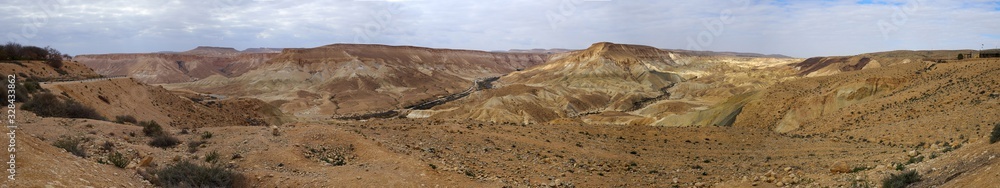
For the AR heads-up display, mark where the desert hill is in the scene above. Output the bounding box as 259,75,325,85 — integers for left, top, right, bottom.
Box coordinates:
0,60,101,81
167,43,549,118
74,46,280,84
793,50,973,77
425,42,801,125
41,78,288,128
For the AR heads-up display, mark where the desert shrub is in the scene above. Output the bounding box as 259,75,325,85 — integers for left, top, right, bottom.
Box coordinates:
21,81,40,93
138,120,165,136
153,161,242,188
114,115,137,124
65,100,105,120
107,151,130,168
1,82,31,106
201,132,213,139
205,151,220,164
882,170,920,188
53,136,86,157
149,134,180,148
187,140,205,153
100,141,114,151
22,92,105,120
957,53,965,60
991,123,1000,144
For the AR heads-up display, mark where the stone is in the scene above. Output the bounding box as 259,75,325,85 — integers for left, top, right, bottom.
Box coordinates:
784,167,792,172
138,156,154,167
830,161,851,174
776,182,784,187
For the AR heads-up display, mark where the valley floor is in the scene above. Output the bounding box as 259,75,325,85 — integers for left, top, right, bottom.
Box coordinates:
12,116,998,187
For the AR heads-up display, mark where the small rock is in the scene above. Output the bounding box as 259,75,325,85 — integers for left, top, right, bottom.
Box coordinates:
907,150,918,157
138,156,154,167
672,177,679,184
694,182,705,187
784,167,792,172
776,182,784,187
830,161,851,174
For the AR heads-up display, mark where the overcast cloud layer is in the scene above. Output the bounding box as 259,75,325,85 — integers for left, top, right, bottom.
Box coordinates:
1,0,998,57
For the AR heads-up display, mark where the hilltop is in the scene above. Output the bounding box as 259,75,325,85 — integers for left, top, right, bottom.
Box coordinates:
74,46,280,84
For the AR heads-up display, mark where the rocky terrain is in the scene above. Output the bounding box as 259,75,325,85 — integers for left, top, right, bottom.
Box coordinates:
167,44,549,118
425,42,801,126
74,46,280,84
5,43,1000,188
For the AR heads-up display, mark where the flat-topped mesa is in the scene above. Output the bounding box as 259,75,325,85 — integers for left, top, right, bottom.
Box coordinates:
181,46,241,56
269,43,548,70
75,47,280,84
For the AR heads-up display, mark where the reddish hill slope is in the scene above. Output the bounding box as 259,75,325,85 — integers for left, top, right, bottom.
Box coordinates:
74,46,279,84
169,44,549,118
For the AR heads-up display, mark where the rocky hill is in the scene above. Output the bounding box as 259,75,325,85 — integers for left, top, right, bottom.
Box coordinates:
793,50,973,77
42,78,288,128
168,43,549,118
74,46,280,84
0,60,101,81
426,42,801,125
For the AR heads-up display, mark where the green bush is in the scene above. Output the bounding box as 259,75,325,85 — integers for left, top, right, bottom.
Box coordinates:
149,134,179,148
107,151,130,168
138,120,165,137
114,115,138,124
53,136,86,158
882,170,920,188
153,161,242,188
991,123,1000,144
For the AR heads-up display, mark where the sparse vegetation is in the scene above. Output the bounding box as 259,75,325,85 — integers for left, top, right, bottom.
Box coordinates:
152,161,242,188
205,151,220,164
201,131,213,139
138,120,165,136
882,170,920,188
113,115,138,124
22,92,105,120
107,151,130,168
991,123,1000,144
149,134,180,148
53,136,86,158
187,140,205,153
851,166,871,173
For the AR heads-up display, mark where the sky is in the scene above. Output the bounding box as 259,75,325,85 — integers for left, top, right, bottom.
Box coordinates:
1,0,999,58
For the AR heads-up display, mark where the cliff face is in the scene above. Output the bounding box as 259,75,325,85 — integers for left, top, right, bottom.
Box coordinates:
74,46,280,84
169,43,549,117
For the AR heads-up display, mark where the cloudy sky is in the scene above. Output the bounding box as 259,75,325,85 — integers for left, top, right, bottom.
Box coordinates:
1,0,998,57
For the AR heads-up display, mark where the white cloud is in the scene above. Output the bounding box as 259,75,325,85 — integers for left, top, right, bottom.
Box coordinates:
0,0,997,57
